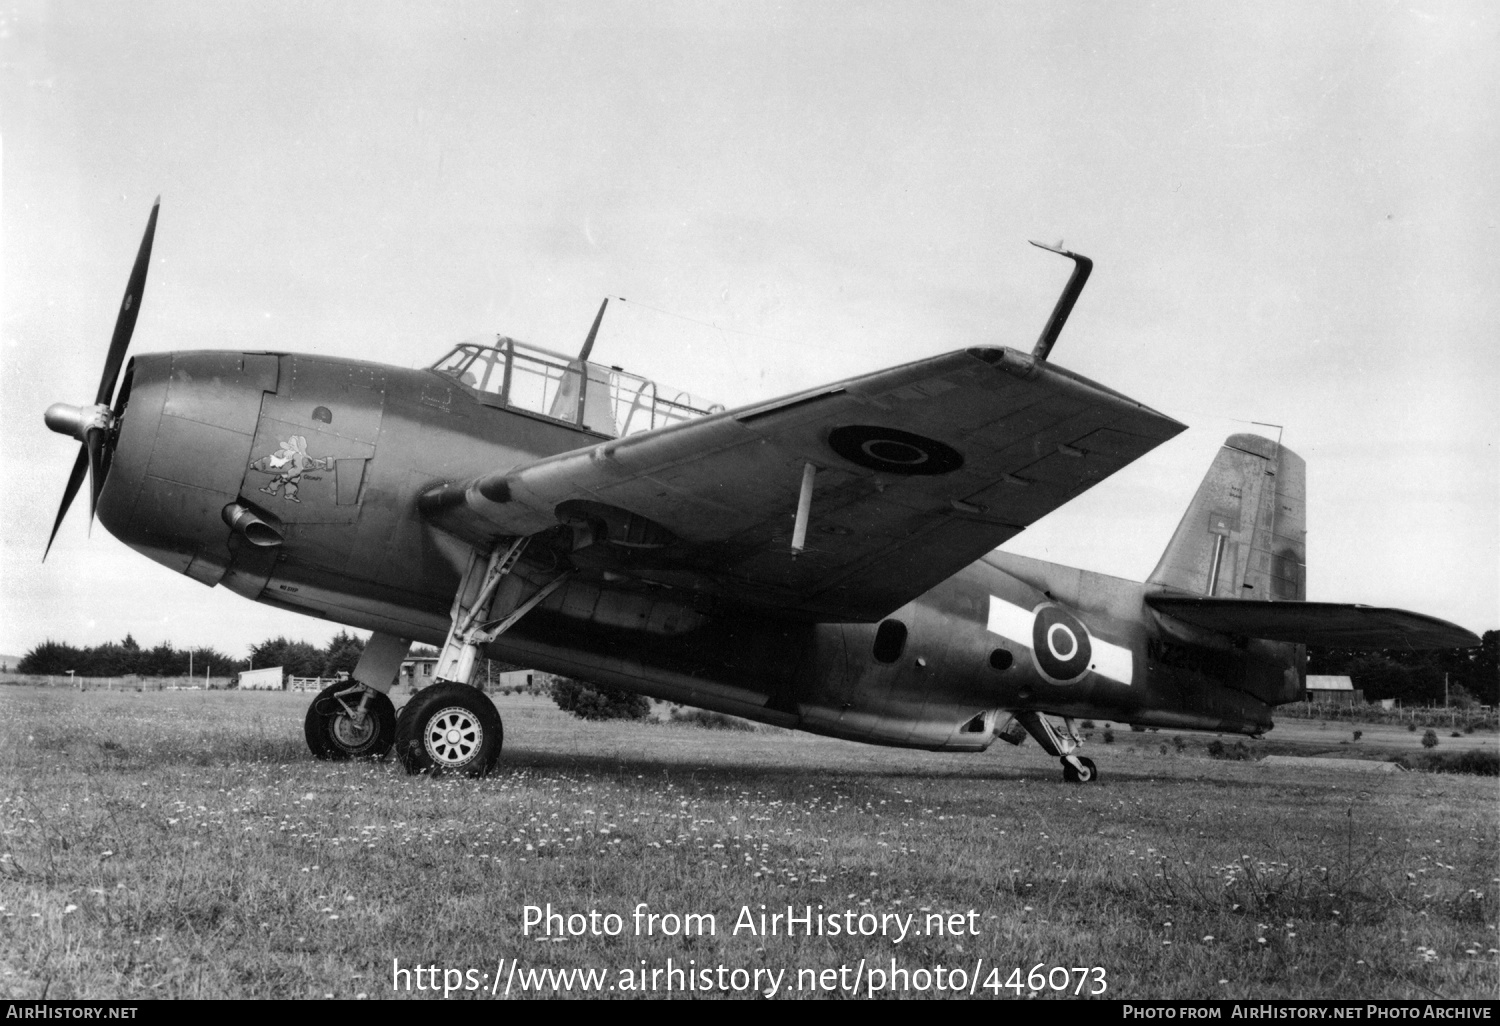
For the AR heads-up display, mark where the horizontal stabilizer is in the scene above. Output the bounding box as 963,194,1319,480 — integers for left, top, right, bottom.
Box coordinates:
1146,596,1480,650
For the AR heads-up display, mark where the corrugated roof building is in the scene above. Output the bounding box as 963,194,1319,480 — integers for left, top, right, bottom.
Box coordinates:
1306,674,1363,705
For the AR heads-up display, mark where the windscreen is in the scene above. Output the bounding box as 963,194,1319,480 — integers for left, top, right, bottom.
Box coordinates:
431,337,722,437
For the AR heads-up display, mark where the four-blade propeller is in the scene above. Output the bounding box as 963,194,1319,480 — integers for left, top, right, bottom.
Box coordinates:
43,198,160,560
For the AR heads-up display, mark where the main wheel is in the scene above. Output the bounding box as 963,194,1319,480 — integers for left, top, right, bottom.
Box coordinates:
394,682,503,777
304,683,396,760
1062,755,1098,783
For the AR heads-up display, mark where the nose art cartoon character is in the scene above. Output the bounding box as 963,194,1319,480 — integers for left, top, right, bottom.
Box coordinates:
249,436,329,503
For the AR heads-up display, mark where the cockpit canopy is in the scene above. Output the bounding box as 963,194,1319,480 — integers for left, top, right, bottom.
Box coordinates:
431,336,724,438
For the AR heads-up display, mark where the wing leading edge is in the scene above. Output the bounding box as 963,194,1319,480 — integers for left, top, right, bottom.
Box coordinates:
425,345,1185,621
1146,596,1480,650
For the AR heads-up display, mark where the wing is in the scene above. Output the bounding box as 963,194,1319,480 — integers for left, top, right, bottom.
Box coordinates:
1146,596,1481,649
424,346,1185,621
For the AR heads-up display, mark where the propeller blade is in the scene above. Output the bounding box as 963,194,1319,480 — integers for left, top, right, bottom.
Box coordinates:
85,427,107,527
44,444,90,561
96,197,160,408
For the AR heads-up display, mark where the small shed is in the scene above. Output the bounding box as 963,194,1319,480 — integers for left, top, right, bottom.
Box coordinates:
1306,674,1363,705
494,670,534,690
239,666,286,691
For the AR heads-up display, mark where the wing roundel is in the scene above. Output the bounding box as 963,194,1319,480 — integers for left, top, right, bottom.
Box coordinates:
826,425,965,476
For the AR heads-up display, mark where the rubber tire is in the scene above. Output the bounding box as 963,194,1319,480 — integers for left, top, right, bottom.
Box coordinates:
304,683,396,760
1062,756,1099,784
394,682,503,777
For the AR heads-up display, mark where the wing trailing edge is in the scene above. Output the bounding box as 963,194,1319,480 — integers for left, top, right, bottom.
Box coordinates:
1145,596,1480,650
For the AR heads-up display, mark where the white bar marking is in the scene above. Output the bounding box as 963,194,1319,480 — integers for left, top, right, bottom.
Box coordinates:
986,595,1034,646
987,594,1133,686
1089,636,1134,686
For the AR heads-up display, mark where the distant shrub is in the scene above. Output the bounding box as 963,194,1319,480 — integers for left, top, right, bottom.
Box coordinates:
1207,739,1254,761
1408,722,1417,732
1352,730,1362,741
1130,724,1147,733
1081,720,1096,729
1102,728,1115,744
1421,729,1439,749
549,679,650,721
1450,731,1462,738
1172,736,1186,753
1396,750,1498,776
669,707,756,731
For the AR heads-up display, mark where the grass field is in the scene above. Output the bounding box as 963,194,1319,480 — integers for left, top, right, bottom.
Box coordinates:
1,685,1496,1000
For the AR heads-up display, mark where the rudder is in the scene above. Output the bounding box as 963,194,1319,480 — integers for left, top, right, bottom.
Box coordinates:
1148,434,1306,601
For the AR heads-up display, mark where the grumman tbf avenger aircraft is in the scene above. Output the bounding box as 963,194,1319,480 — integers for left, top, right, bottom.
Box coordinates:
44,203,1480,782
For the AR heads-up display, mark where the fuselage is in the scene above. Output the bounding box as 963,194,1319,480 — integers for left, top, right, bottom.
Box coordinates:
97,349,1297,750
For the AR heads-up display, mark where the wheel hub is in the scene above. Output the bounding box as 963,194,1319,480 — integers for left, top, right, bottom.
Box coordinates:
331,710,376,748
425,708,483,766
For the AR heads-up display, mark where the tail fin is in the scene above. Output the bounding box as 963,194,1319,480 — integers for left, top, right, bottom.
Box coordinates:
1148,433,1306,601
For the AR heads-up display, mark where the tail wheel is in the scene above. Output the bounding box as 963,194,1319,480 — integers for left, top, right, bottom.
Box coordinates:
395,682,503,777
1062,756,1099,784
304,684,396,760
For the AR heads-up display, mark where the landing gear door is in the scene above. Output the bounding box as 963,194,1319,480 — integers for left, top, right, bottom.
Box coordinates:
239,359,386,525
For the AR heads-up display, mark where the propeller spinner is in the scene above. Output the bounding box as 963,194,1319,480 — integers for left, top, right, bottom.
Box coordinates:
43,198,160,559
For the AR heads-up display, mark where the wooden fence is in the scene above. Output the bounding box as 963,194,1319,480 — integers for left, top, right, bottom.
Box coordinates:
0,673,229,690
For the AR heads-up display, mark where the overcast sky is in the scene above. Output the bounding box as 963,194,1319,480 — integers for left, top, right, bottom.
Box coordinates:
2,1,1495,661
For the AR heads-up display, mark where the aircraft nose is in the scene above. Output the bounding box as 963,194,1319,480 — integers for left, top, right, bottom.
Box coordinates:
96,350,281,584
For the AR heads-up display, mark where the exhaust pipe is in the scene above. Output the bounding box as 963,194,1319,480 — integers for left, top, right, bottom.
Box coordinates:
222,502,284,547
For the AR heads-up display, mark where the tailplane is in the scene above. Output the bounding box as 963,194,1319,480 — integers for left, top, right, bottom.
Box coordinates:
1148,433,1306,600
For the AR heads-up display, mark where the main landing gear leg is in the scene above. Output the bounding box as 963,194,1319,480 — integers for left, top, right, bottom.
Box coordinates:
394,537,571,777
1013,711,1099,784
304,632,410,760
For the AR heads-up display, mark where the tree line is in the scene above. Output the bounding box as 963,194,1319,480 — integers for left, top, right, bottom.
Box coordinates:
17,631,367,680
1307,630,1497,707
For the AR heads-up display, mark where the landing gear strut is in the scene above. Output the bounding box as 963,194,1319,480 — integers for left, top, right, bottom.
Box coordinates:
393,534,568,777
1010,711,1101,784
